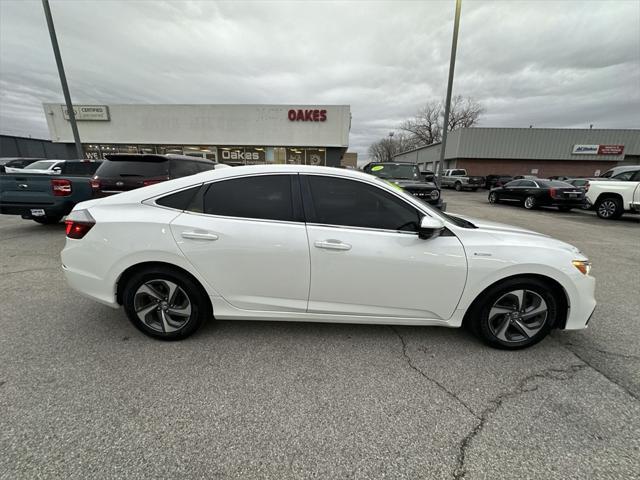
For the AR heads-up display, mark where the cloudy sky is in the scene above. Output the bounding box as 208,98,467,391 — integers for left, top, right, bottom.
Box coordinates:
0,0,638,159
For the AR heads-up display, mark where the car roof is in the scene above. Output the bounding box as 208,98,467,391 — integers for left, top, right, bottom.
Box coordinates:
104,153,213,163
606,165,640,174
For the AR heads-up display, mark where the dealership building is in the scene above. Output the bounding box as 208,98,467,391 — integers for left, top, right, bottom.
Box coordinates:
41,103,351,166
393,128,640,178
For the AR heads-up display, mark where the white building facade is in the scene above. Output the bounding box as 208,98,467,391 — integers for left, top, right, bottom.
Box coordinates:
43,104,351,166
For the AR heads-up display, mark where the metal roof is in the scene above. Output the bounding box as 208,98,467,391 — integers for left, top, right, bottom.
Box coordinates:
393,128,640,162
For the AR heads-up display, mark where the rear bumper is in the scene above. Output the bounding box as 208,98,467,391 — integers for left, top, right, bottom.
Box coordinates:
546,199,586,208
0,202,71,218
62,262,119,308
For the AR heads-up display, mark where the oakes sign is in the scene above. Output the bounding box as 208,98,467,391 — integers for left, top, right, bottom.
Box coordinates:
288,109,327,122
62,105,110,121
572,144,625,156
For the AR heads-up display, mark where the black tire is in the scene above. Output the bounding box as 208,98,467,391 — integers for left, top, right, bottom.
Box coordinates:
122,267,210,340
32,215,63,225
467,277,559,350
558,206,572,212
523,196,537,209
595,196,623,220
454,182,462,192
488,192,500,204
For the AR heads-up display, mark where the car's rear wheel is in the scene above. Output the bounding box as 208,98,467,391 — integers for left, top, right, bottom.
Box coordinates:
32,215,63,225
468,278,558,349
595,196,623,219
454,182,462,191
122,268,209,340
488,192,500,204
523,196,537,209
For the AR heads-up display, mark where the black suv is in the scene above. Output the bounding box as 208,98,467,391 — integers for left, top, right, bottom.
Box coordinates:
91,154,218,197
363,162,443,209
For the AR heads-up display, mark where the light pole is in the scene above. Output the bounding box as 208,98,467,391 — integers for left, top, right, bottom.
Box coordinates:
437,0,462,187
42,0,83,159
388,131,394,162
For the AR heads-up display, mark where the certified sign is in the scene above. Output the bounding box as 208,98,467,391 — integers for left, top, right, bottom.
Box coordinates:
572,144,599,155
62,105,110,121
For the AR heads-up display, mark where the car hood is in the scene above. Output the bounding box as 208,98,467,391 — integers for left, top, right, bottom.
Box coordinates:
448,214,582,255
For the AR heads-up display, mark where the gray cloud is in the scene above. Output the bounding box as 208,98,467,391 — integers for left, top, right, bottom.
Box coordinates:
0,0,638,158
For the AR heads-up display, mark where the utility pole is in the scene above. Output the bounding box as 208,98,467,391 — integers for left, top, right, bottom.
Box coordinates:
42,0,83,159
437,0,462,187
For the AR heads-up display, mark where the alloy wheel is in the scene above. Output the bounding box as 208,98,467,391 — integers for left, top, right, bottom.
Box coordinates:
597,200,617,218
489,192,498,203
488,289,548,343
524,196,536,209
133,279,192,333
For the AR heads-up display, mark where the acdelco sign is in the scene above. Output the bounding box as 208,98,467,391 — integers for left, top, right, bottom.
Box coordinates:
288,109,327,122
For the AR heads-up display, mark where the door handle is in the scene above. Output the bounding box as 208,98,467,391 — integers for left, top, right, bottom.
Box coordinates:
181,231,219,241
314,239,351,251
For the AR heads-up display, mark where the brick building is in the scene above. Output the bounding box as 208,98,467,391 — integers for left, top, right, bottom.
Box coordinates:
392,128,640,178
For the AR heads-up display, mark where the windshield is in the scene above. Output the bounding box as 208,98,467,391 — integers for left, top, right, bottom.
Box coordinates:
24,160,58,170
368,164,420,180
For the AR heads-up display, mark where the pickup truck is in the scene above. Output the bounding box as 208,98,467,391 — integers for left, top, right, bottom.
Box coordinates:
0,161,100,224
440,169,485,191
585,180,640,220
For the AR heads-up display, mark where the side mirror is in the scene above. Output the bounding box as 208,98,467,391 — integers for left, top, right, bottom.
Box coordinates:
418,216,445,240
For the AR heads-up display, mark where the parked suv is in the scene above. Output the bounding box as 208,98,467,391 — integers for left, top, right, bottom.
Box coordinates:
363,162,443,209
91,154,218,197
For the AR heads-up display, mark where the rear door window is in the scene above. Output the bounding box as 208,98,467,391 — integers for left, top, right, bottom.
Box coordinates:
201,175,297,222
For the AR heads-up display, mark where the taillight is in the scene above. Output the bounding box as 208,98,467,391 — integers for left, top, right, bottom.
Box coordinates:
52,179,72,196
90,177,100,190
64,209,95,239
143,177,169,187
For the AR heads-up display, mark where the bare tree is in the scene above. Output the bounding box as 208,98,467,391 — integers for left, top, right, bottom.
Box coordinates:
400,95,484,146
367,133,421,162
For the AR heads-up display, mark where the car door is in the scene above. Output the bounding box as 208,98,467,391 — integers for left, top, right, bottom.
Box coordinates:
169,173,311,312
301,174,467,320
500,180,521,200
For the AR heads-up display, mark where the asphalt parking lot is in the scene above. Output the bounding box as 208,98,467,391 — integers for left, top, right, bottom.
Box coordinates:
1,190,638,480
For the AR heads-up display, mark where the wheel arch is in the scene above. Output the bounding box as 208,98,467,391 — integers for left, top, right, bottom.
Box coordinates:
116,261,213,317
595,192,624,205
462,273,569,330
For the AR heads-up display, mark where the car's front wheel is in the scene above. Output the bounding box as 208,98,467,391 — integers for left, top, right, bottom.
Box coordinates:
122,268,210,340
468,278,559,349
488,192,500,204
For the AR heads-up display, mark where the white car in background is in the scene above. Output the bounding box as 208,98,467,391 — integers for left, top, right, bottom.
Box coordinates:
4,159,65,174
61,165,596,349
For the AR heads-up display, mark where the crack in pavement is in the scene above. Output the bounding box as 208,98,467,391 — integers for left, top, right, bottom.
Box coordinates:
563,347,639,401
559,341,640,361
391,326,479,420
452,364,586,480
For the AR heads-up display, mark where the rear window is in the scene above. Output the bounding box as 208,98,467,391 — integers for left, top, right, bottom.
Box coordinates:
24,160,58,170
537,180,573,188
95,159,169,178
63,161,102,175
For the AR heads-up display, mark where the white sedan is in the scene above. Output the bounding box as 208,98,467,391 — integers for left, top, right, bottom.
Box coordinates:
61,165,596,349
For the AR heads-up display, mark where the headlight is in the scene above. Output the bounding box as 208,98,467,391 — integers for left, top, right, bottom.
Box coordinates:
430,189,440,200
572,260,592,275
